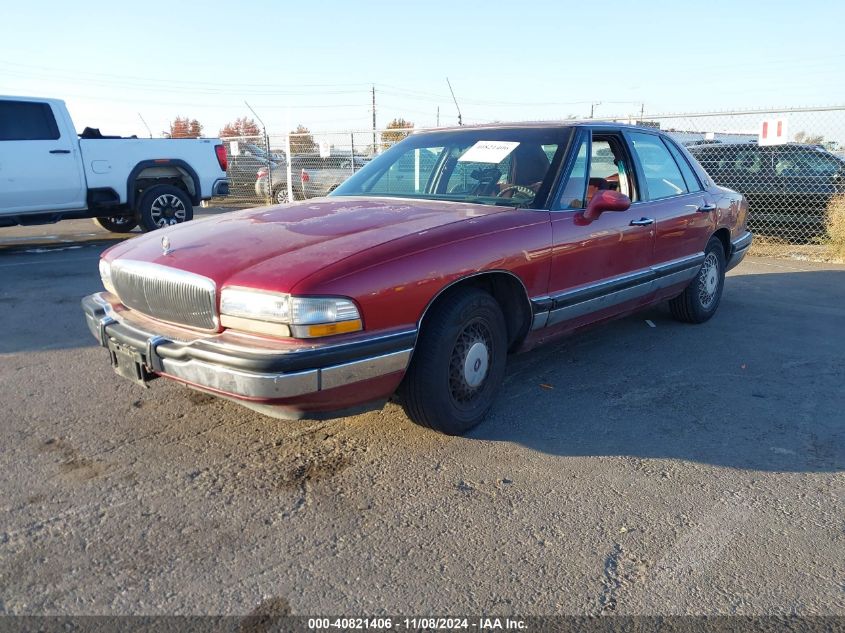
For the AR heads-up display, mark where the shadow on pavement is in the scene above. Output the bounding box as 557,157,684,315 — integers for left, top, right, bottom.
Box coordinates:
472,269,845,473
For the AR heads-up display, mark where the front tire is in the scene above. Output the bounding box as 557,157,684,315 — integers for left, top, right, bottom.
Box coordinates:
92,216,137,233
137,185,193,232
400,288,507,435
669,236,727,323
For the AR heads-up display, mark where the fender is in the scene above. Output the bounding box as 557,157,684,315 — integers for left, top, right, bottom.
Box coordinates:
126,159,202,208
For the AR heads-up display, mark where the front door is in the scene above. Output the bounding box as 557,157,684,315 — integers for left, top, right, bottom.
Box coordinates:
0,100,86,214
542,130,655,333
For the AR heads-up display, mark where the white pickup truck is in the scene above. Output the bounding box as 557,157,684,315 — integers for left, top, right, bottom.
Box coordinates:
0,95,229,232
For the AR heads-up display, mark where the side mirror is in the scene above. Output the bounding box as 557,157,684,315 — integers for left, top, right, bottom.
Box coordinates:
580,190,631,222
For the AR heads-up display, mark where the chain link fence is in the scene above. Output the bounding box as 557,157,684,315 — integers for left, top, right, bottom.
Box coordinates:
214,129,409,207
213,107,845,262
610,106,845,261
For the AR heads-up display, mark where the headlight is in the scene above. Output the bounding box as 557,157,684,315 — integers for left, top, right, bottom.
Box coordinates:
220,288,362,338
99,259,116,295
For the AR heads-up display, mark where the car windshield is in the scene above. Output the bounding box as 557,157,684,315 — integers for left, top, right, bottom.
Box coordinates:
331,127,572,208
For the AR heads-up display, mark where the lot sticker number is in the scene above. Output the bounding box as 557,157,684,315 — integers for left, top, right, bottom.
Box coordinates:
458,141,520,164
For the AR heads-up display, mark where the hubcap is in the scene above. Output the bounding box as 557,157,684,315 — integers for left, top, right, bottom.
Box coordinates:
150,194,187,228
698,252,720,309
276,188,290,204
463,342,489,388
449,321,492,404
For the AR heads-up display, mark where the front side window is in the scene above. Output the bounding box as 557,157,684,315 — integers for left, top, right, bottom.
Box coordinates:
333,127,571,208
0,100,61,141
629,131,688,200
589,136,636,202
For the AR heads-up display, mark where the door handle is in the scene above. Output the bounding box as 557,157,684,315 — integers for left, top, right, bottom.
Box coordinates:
49,149,71,154
630,217,654,226
697,203,717,213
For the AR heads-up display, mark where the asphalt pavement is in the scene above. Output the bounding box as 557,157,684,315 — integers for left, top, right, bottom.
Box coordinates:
0,228,843,616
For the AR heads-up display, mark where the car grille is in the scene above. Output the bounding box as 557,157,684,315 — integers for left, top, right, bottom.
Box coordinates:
111,260,218,330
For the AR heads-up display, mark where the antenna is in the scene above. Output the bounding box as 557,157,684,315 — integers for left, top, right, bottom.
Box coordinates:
446,77,462,126
137,112,153,138
244,100,267,132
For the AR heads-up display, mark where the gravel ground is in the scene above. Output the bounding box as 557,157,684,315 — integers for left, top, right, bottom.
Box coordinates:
0,242,843,616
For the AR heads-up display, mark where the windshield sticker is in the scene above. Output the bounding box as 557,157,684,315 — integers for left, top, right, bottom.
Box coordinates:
458,141,520,164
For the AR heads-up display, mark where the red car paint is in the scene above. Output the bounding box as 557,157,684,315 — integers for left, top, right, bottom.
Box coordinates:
94,123,749,418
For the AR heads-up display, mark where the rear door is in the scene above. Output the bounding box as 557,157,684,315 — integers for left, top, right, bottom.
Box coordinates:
625,131,714,267
0,99,86,214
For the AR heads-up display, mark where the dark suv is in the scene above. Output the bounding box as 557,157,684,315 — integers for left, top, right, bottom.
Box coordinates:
688,142,844,239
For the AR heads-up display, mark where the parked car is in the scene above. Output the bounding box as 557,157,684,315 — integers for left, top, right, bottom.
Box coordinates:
254,154,369,203
0,95,228,232
82,122,751,435
223,142,276,199
300,155,369,199
254,155,309,204
688,142,845,239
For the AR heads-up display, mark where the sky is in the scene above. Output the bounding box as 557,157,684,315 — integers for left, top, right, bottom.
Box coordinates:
1,0,844,139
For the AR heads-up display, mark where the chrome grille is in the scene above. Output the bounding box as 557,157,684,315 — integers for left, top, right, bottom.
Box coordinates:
111,260,217,330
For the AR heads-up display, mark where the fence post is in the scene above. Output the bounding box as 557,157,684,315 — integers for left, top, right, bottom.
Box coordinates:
285,132,293,203
265,131,273,205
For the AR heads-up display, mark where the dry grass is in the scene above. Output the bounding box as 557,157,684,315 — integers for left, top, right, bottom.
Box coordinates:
825,194,845,262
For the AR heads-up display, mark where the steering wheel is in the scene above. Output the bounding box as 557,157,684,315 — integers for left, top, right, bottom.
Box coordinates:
497,184,535,200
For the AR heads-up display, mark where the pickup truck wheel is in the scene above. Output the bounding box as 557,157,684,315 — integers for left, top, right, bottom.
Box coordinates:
92,216,137,233
669,236,726,323
137,185,193,232
401,288,507,435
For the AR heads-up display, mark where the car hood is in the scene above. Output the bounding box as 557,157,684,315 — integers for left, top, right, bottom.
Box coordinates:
104,197,508,291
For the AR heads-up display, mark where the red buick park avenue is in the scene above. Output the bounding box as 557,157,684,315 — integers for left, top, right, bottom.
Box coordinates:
82,122,752,434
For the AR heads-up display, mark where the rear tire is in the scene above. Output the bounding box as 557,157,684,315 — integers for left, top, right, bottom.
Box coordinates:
669,236,726,323
400,288,507,435
137,185,193,232
92,216,137,233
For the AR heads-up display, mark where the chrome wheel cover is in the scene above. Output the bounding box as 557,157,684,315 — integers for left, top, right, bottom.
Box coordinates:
276,188,290,204
698,252,720,309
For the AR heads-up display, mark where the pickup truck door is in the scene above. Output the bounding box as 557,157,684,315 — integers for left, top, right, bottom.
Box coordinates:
0,99,86,214
542,130,655,333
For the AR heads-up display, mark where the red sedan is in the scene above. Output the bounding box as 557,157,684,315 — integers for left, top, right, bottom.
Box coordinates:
82,122,752,435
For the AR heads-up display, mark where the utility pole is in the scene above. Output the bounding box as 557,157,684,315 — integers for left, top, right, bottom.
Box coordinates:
371,85,377,155
590,102,601,119
640,102,645,122
436,106,440,127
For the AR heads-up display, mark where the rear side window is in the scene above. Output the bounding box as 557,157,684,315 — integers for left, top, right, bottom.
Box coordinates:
0,101,61,141
664,139,703,191
628,131,688,199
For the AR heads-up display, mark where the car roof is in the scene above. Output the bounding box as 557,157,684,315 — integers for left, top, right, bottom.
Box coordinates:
413,120,652,134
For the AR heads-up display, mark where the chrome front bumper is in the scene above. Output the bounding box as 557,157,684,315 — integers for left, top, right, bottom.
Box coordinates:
727,230,753,271
81,293,415,400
